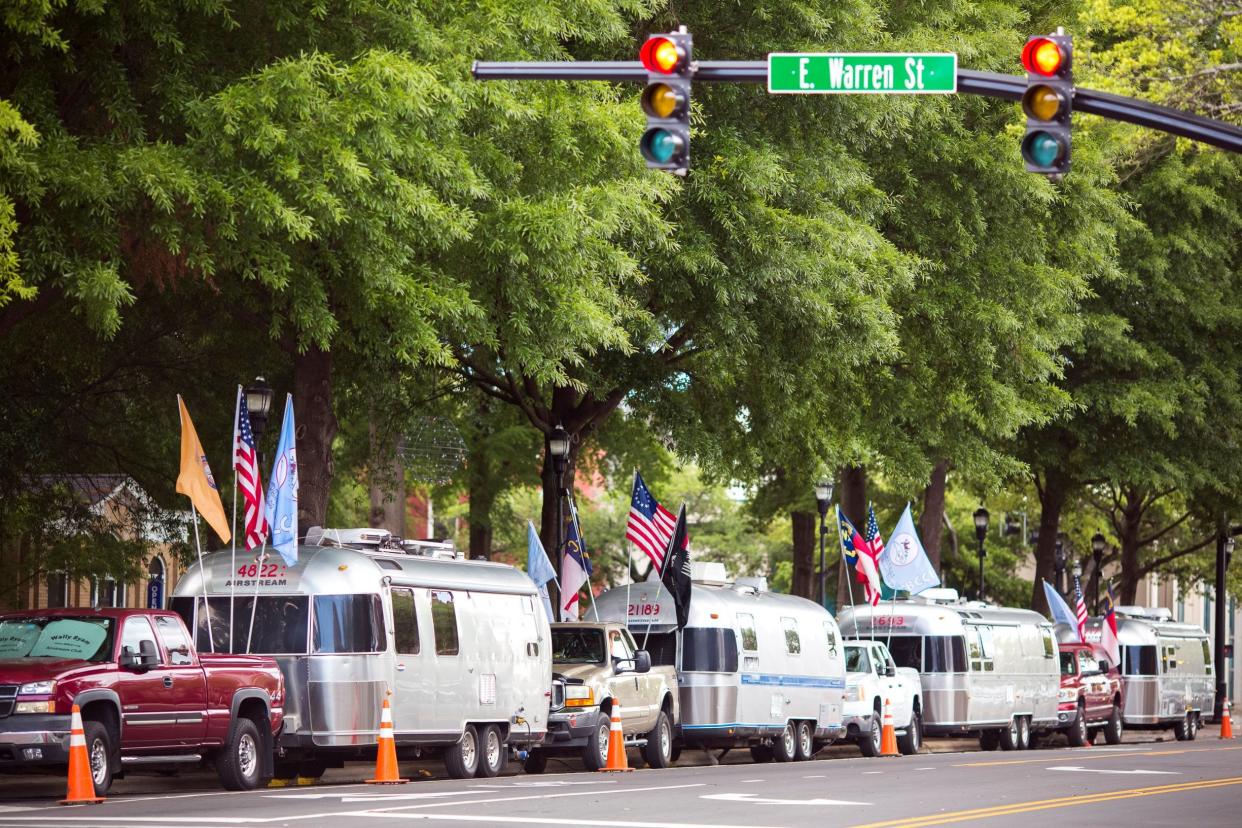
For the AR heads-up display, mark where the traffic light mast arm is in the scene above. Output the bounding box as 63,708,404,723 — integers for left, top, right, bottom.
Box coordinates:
472,61,1242,154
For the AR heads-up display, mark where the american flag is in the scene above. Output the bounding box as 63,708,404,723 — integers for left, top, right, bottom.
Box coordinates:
233,389,269,550
1073,573,1088,642
864,505,886,560
626,472,679,571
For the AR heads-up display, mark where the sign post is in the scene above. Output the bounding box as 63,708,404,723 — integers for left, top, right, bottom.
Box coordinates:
768,53,957,94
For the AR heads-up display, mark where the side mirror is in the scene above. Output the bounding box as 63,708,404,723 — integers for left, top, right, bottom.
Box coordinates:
885,664,896,677
634,650,652,674
138,639,160,670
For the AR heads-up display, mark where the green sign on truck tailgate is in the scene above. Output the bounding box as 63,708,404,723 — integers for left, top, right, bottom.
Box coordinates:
768,52,957,94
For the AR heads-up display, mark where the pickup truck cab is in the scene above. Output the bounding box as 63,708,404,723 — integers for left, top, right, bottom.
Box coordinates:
843,639,923,756
0,608,284,795
1055,642,1123,746
525,622,678,773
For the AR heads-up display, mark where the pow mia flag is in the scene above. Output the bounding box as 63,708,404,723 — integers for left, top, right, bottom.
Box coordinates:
660,504,692,629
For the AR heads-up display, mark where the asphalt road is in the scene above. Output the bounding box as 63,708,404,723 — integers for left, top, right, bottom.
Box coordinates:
0,727,1238,828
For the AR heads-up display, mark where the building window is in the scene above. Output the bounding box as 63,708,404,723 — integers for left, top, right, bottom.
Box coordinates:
46,573,68,608
92,577,123,608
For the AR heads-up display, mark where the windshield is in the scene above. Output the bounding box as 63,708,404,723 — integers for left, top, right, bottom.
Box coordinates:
845,645,871,674
1060,651,1077,676
552,629,605,664
0,617,114,662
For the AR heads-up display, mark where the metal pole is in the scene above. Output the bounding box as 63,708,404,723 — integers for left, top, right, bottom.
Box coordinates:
1215,527,1228,720
818,514,827,608
555,469,565,620
977,539,985,603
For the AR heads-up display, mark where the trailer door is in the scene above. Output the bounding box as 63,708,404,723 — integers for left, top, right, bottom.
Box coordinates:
390,587,435,734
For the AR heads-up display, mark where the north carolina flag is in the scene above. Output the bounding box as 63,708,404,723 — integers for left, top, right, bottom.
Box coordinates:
176,395,232,544
838,505,882,606
1100,582,1122,668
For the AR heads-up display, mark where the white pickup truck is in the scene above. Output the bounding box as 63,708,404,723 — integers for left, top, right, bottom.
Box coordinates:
843,639,923,756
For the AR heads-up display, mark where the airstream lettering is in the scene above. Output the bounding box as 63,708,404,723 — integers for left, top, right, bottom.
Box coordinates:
594,565,846,763
172,529,550,779
839,595,1059,751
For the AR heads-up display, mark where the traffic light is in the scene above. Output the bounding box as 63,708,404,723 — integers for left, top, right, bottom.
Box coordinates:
639,30,692,174
1020,32,1072,176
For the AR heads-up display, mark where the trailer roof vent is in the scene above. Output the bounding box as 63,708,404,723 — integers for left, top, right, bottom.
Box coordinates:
733,576,767,594
1117,605,1173,622
918,587,960,604
690,561,728,586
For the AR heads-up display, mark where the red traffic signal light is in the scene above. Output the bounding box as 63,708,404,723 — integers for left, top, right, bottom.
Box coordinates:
1021,37,1067,77
640,35,689,75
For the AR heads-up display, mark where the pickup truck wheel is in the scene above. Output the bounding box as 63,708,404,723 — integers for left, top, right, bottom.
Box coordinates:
83,720,114,796
583,718,610,772
643,712,673,769
475,725,506,778
523,750,548,774
794,721,814,761
999,718,1020,751
1066,703,1088,747
859,718,881,758
446,725,481,779
1103,705,1123,745
773,722,797,762
216,717,263,791
897,709,922,755
749,744,774,763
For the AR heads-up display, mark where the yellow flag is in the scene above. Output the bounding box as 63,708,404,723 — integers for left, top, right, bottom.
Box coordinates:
176,395,232,544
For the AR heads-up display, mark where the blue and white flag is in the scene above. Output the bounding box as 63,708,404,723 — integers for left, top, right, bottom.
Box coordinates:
1043,579,1081,640
263,395,298,567
878,504,941,594
526,521,557,622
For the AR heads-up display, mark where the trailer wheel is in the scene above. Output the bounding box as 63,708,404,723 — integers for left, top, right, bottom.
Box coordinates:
1187,713,1199,741
522,750,548,774
1016,716,1031,750
999,717,1020,751
1173,712,1197,741
794,721,814,761
749,744,774,763
979,729,1000,751
1103,705,1123,745
773,722,797,762
475,725,506,778
445,725,481,779
898,709,922,755
1066,703,1088,747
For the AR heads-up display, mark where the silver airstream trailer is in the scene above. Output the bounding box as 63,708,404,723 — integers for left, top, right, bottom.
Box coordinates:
839,592,1059,751
172,529,551,779
1079,607,1214,739
594,564,846,763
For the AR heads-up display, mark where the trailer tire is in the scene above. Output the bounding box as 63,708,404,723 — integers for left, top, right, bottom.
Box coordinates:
445,725,481,779
1173,712,1198,741
749,744,774,763
583,718,611,772
794,721,814,761
773,722,797,762
859,717,882,758
476,725,506,778
1017,716,1031,750
999,718,1020,751
522,750,548,774
1103,705,1123,745
216,717,263,791
980,729,1000,751
643,712,673,769
898,709,922,755
1067,703,1088,747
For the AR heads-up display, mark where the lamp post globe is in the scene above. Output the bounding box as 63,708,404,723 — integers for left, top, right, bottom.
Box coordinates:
973,508,989,602
814,479,833,608
243,376,275,443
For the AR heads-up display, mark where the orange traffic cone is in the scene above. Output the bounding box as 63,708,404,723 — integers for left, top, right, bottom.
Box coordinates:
61,704,104,805
1221,699,1234,740
879,698,899,757
366,696,408,784
599,704,632,772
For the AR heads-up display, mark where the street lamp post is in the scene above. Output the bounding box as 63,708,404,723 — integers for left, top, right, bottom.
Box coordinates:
973,508,989,602
1214,529,1236,720
1091,533,1106,613
1053,536,1068,596
815,480,834,609
548,425,571,617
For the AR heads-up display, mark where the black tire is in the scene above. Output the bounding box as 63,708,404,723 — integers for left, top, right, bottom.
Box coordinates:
297,761,327,779
979,729,1000,751
794,721,815,761
1067,704,1088,747
1174,712,1192,741
670,743,682,764
1103,705,1123,745
476,725,506,778
773,722,797,762
643,711,673,769
1017,716,1031,750
898,709,922,755
749,744,774,763
1028,731,1042,750
1188,713,1199,741
82,719,115,797
859,717,882,758
216,717,264,791
583,717,611,772
999,718,1020,751
445,725,481,779
523,750,548,774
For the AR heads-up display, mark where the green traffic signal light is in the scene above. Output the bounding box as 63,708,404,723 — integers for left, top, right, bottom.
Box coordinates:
641,128,684,165
1022,131,1065,167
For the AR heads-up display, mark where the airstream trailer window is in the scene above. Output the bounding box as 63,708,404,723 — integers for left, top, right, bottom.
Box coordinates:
643,632,678,667
1202,640,1212,674
887,636,922,670
966,626,984,672
311,594,384,654
1122,645,1158,675
431,591,459,656
782,617,801,655
1041,628,1056,658
737,614,758,652
923,636,966,672
682,628,739,673
376,559,402,571
823,622,838,657
391,588,420,654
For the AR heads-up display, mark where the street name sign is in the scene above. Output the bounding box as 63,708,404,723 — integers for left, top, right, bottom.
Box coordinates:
768,52,957,94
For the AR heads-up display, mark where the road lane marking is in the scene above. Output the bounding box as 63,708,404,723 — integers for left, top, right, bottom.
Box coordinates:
354,814,790,828
702,792,870,806
350,783,709,814
847,775,1242,828
801,774,826,779
953,743,1242,767
266,791,490,803
915,768,935,771
1047,765,1178,775
741,779,764,783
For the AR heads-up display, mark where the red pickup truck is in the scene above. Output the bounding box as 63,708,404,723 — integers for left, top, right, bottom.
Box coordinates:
0,608,283,795
1055,641,1123,746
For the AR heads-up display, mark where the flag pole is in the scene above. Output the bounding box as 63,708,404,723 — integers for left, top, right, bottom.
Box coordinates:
838,506,861,642
245,543,267,654
229,385,241,653
569,496,600,622
190,503,214,653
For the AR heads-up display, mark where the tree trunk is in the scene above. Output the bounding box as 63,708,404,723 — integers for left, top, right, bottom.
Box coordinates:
293,345,336,532
790,510,815,601
1117,488,1144,605
836,465,867,609
1030,469,1069,615
367,418,405,536
918,459,950,572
